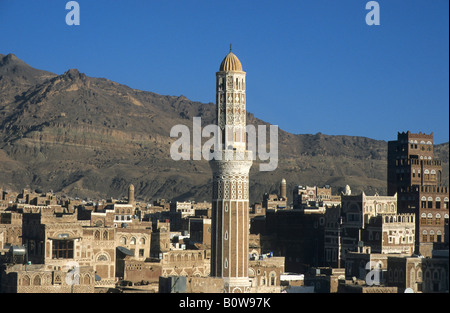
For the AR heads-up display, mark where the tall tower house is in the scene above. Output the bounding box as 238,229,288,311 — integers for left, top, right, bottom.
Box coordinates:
209,50,253,293
387,131,449,255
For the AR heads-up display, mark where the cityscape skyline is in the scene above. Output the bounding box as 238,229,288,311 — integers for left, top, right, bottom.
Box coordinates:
0,0,448,143
0,0,448,298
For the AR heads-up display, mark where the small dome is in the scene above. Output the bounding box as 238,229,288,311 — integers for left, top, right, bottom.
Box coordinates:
219,52,243,72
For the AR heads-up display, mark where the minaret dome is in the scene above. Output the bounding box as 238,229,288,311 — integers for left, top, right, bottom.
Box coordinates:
219,52,243,72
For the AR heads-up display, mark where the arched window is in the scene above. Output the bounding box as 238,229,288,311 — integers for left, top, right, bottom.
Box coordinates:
97,253,109,262
436,197,441,209
270,271,276,286
54,274,62,285
139,237,146,245
421,197,427,209
433,270,439,280
120,237,127,245
429,230,435,242
22,275,31,286
436,213,441,225
130,237,136,245
33,275,41,286
427,213,433,225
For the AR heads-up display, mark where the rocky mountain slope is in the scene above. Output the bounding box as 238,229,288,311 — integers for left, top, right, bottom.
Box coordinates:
0,53,448,204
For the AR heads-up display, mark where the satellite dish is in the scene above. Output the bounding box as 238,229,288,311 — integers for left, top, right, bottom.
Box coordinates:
404,288,414,293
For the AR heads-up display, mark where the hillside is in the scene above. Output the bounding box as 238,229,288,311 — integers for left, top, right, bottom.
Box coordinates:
0,53,447,204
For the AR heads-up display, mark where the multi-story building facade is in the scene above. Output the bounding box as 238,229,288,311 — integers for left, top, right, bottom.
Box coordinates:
293,185,341,211
19,205,117,289
325,192,415,268
387,251,449,293
388,131,449,256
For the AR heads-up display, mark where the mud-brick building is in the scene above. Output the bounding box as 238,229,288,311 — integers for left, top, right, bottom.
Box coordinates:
388,131,449,256
0,263,95,293
20,205,117,289
387,250,449,293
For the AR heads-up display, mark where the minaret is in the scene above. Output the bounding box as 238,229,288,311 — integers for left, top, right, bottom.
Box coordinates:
280,178,287,199
128,184,135,205
209,49,253,293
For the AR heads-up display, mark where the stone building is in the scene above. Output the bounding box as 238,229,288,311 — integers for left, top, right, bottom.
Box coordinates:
386,250,449,293
324,204,341,268
323,192,416,269
337,193,410,263
387,131,449,256
359,213,416,256
160,249,210,278
0,211,22,248
189,217,211,247
248,256,285,293
263,193,287,211
116,227,151,261
303,267,346,293
263,209,326,273
173,201,195,218
150,220,170,260
116,256,162,286
293,185,341,211
17,205,117,289
344,251,410,285
262,178,288,210
0,263,95,293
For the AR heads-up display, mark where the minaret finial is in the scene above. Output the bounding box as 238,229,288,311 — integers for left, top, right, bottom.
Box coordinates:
230,43,232,52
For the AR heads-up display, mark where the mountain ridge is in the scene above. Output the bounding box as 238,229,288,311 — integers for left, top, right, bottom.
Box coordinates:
0,53,448,204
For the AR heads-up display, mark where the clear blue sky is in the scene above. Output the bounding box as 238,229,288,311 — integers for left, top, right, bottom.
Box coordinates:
1,0,448,143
